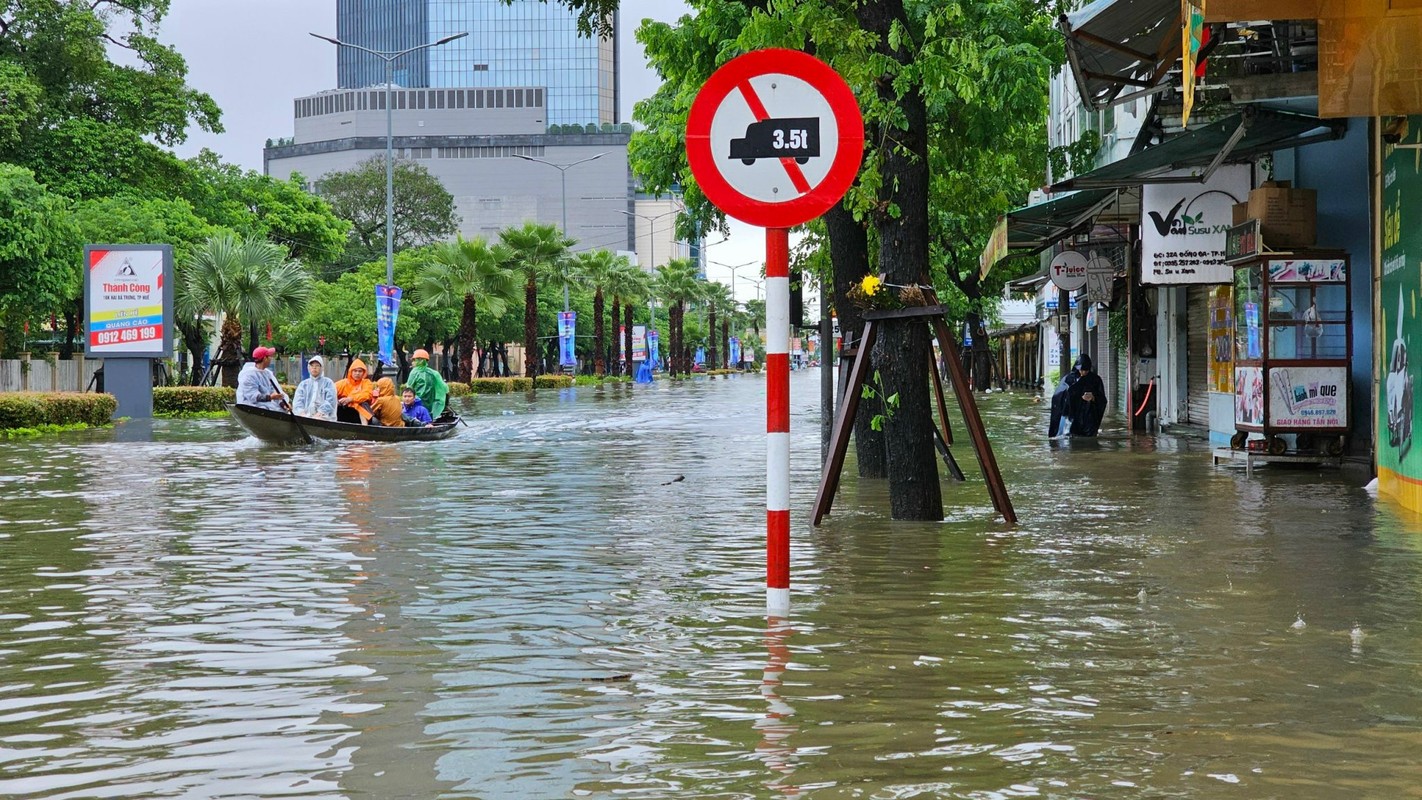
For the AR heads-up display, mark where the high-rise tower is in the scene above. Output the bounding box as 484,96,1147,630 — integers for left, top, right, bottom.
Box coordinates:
335,0,618,127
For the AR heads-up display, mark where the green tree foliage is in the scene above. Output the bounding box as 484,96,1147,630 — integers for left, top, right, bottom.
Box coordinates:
498,221,573,377
415,236,520,381
604,259,650,376
0,164,78,355
0,0,221,196
177,233,315,386
182,153,351,268
317,156,459,270
286,248,459,358
573,249,628,375
653,258,700,376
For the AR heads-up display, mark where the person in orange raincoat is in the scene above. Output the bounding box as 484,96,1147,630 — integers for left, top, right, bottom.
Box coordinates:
368,377,406,427
335,358,375,424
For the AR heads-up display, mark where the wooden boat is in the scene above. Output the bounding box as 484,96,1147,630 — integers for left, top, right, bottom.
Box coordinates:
226,403,461,444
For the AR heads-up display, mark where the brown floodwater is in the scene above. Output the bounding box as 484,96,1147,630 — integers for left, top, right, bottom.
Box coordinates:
0,371,1415,798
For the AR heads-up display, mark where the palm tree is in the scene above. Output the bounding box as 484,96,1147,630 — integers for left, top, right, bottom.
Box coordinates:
415,236,519,382
177,232,314,387
653,258,700,377
573,249,627,376
702,280,735,372
499,222,574,377
607,263,649,377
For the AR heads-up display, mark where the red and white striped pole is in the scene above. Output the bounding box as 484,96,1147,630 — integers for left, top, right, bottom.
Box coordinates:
765,227,791,614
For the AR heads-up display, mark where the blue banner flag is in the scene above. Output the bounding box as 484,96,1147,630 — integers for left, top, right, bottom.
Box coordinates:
647,329,660,369
729,336,741,366
558,311,577,367
695,346,705,366
375,284,403,366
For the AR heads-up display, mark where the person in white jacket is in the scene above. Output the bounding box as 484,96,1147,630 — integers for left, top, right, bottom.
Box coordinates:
292,355,337,420
237,346,289,411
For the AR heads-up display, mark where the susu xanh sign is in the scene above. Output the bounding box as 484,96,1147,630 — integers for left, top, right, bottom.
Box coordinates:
83,245,173,358
1141,165,1250,285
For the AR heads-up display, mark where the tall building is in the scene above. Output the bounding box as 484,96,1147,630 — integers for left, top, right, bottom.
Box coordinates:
336,0,618,128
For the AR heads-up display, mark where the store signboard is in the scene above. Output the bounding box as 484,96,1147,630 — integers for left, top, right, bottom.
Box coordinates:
632,325,648,361
1380,117,1422,505
1267,258,1347,283
83,245,173,358
1268,366,1347,428
1209,286,1234,393
1141,165,1250,284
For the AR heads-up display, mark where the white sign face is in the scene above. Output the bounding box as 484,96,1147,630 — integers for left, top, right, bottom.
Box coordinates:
707,74,840,204
1084,252,1115,303
1049,251,1088,291
1268,366,1348,428
1142,165,1250,284
84,245,173,358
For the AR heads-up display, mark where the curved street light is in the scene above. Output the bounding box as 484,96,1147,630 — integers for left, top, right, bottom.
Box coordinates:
513,152,608,311
310,31,468,287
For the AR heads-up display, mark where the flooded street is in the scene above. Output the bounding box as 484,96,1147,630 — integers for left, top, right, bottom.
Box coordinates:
2,371,1418,798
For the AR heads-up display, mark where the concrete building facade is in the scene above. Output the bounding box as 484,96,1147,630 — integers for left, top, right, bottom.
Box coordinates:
265,87,634,252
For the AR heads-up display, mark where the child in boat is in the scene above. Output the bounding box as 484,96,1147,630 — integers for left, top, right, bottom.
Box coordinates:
401,387,434,426
368,377,406,427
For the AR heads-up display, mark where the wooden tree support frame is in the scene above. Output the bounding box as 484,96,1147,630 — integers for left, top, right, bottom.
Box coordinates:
812,303,1018,525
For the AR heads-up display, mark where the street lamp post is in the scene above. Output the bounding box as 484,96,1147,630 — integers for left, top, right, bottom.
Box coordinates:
513,152,607,311
311,31,467,288
710,259,759,303
740,276,765,301
617,207,680,272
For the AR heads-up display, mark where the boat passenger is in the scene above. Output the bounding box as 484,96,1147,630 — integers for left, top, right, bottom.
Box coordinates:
292,355,337,419
335,358,375,424
401,387,434,426
368,377,406,427
406,348,449,419
237,346,289,412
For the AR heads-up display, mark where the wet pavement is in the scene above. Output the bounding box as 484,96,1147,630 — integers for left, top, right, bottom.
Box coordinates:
0,371,1415,798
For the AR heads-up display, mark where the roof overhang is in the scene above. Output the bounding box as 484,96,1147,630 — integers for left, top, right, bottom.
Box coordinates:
1006,189,1118,252
1052,107,1345,191
1060,0,1182,111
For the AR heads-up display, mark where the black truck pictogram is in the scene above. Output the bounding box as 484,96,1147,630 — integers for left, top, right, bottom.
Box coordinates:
729,117,821,165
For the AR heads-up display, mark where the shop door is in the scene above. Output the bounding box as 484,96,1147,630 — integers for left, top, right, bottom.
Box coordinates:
1186,286,1211,425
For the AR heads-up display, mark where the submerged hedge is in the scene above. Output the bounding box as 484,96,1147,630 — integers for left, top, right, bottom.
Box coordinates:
153,386,236,414
0,392,117,429
534,375,575,389
467,377,535,394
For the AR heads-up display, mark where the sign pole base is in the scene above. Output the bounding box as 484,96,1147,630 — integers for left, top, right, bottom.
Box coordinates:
106,359,154,419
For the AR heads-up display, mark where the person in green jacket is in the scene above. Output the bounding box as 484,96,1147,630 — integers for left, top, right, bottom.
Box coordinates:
406,348,449,419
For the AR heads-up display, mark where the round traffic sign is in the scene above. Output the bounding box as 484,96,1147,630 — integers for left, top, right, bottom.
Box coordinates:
1049,251,1089,291
686,49,864,229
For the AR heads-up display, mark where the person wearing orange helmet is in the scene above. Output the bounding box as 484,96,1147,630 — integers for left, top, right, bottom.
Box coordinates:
405,347,448,419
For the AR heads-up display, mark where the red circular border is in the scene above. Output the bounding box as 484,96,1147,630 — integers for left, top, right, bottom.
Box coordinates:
686,49,864,229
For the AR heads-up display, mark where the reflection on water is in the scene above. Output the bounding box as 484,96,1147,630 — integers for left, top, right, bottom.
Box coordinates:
0,375,1418,797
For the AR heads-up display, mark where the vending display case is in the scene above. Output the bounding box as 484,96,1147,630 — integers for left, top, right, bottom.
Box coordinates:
1230,251,1350,455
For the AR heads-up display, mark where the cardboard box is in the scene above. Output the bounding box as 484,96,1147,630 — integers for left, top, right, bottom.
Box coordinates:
1246,180,1316,249
1232,202,1249,226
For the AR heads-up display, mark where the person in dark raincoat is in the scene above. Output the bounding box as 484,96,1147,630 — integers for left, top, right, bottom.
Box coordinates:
1047,367,1080,437
1066,355,1107,436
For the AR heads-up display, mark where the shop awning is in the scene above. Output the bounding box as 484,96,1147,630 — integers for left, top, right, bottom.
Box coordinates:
1005,188,1117,251
1060,0,1181,111
1052,108,1345,191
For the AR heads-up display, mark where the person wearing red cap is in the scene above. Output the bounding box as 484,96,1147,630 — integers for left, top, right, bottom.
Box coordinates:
405,348,448,419
237,346,290,412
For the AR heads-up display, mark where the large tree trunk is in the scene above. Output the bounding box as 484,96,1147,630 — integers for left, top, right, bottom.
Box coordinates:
593,288,606,376
858,0,942,520
625,304,635,377
458,293,477,382
178,319,207,385
218,317,243,388
610,298,622,376
965,305,992,391
825,203,887,478
721,319,729,369
61,298,80,361
247,321,259,358
523,275,538,378
707,306,718,371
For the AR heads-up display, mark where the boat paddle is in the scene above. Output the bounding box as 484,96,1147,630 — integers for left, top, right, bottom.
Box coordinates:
265,371,312,445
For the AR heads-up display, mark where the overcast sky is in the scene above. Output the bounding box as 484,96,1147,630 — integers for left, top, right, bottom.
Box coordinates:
158,0,774,292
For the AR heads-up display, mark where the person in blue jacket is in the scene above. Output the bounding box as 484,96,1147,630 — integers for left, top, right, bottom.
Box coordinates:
401,387,434,426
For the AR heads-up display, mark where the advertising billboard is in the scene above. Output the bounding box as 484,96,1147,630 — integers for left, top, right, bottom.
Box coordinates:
83,245,173,358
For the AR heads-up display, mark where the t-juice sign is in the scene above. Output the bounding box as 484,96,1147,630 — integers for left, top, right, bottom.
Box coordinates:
83,245,173,358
